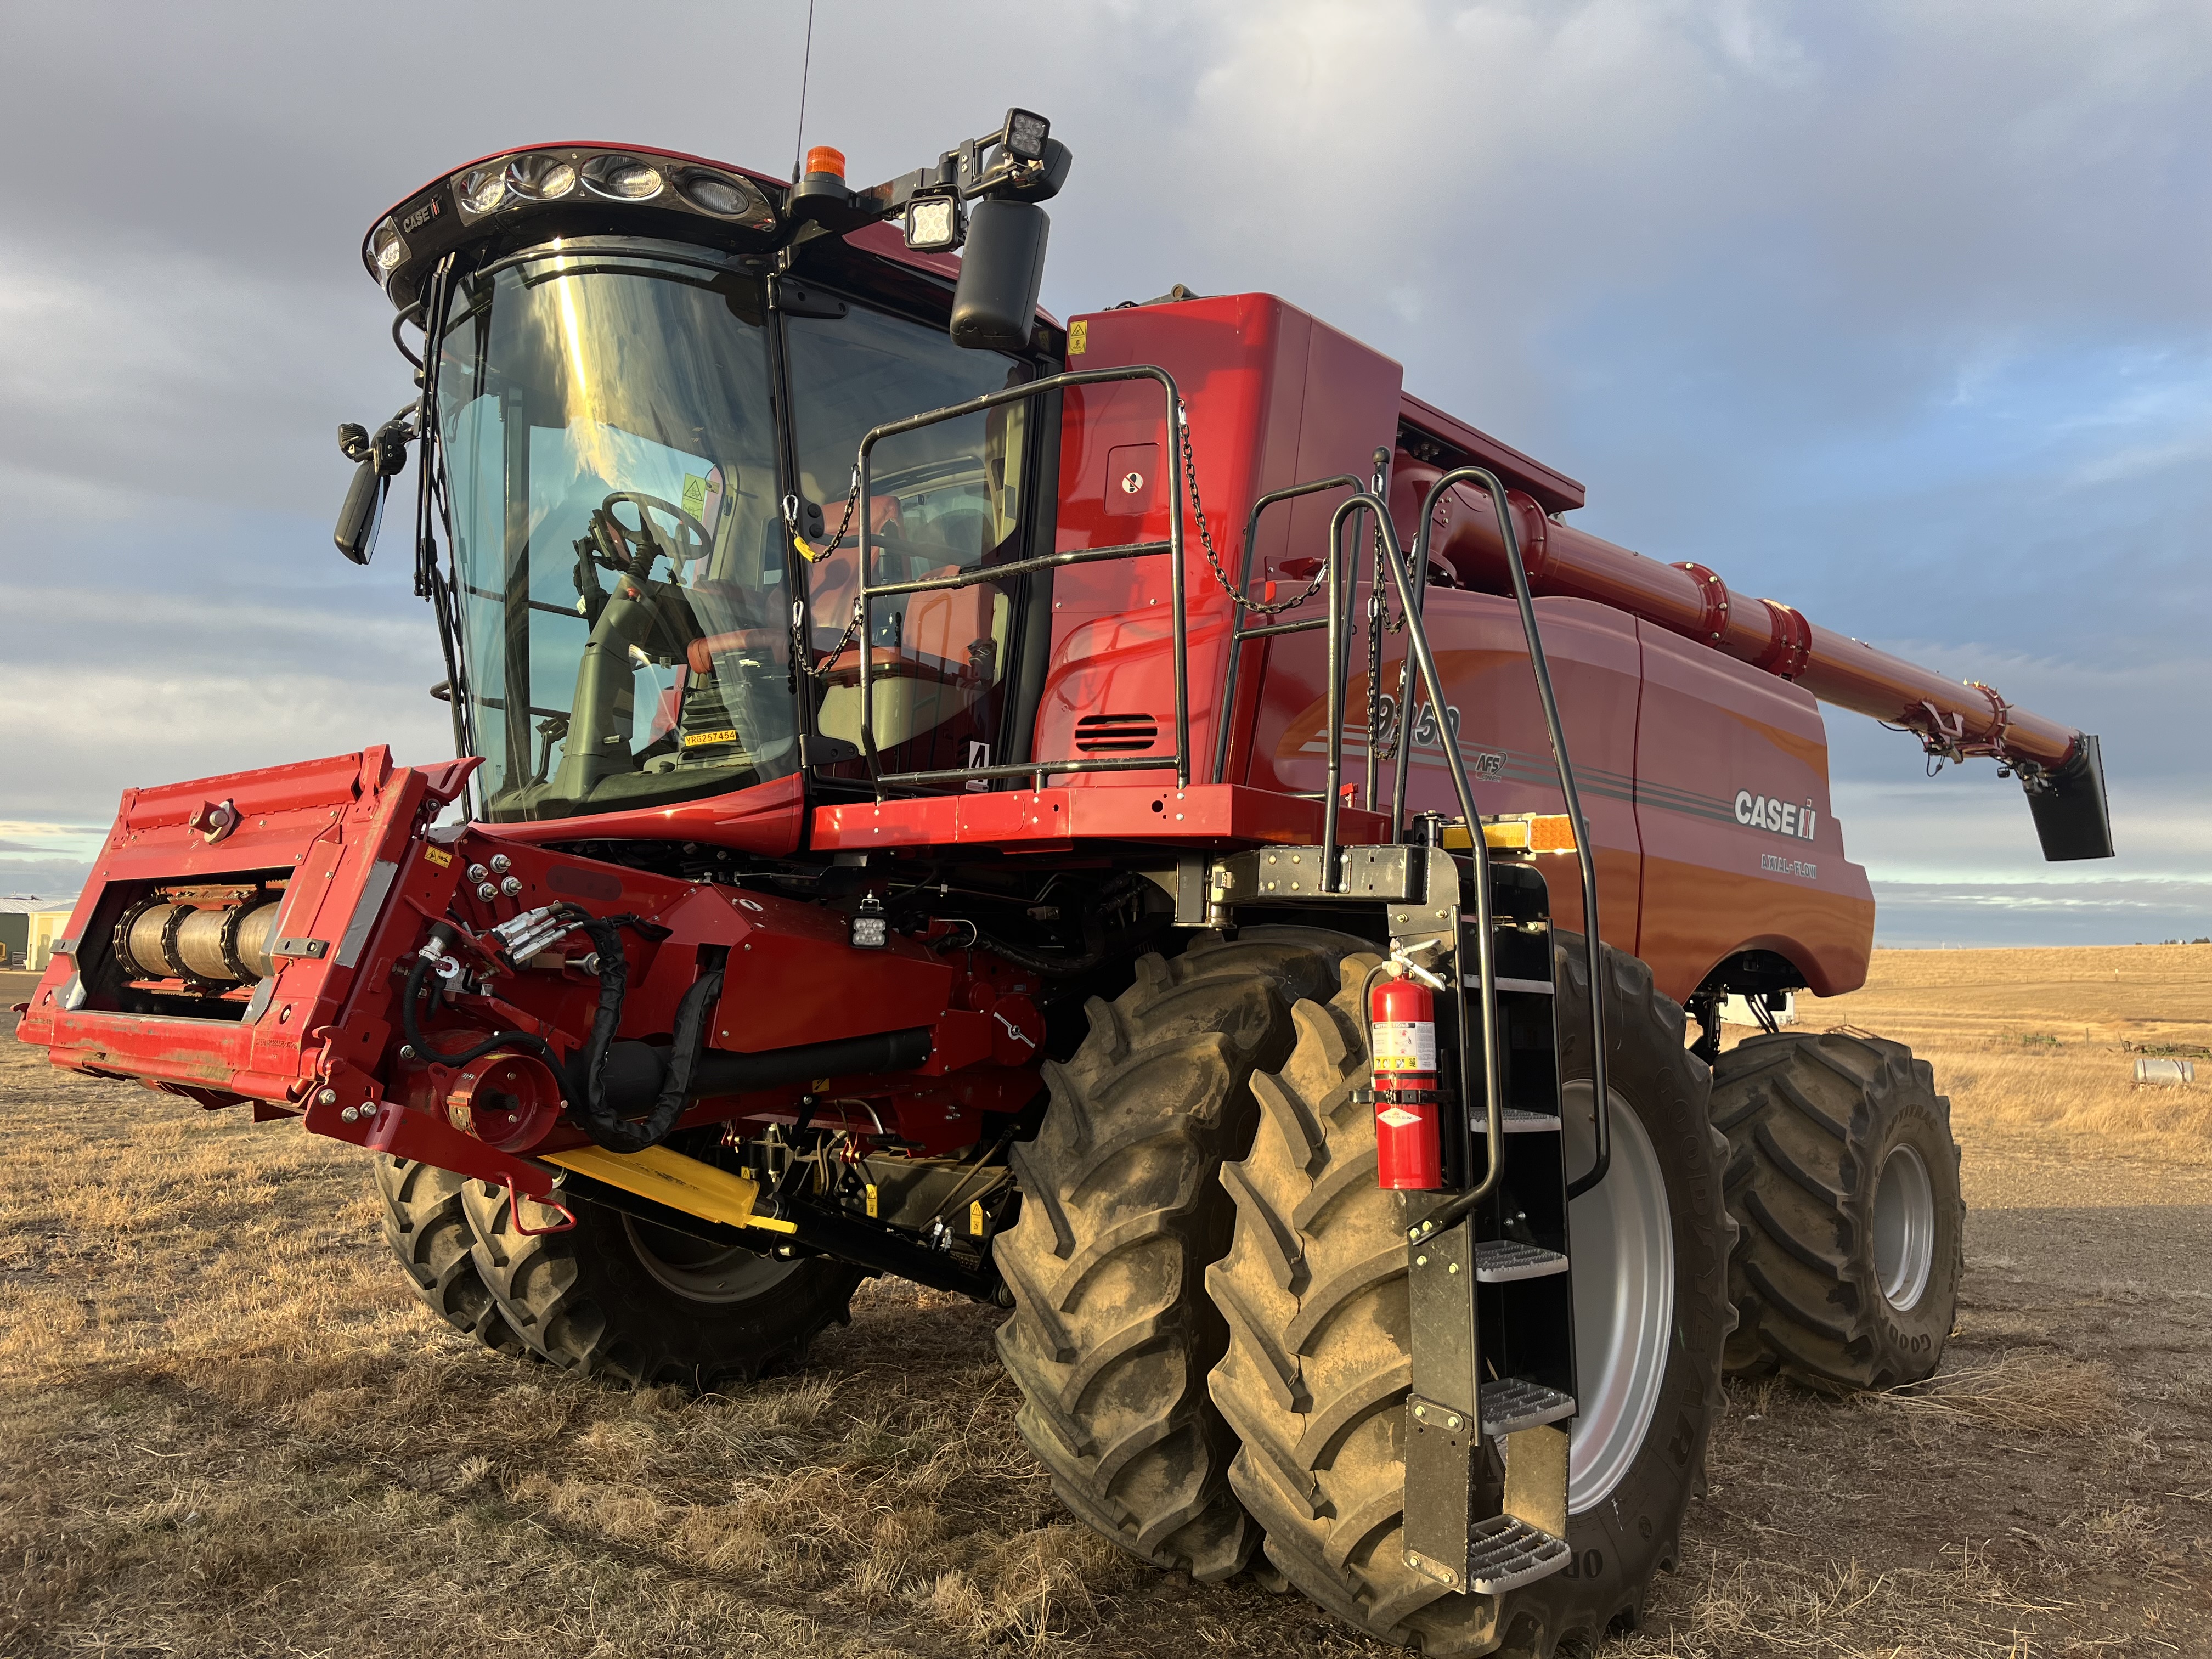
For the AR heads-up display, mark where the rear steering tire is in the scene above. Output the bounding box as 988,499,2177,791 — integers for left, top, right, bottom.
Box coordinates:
1206,937,1734,1656
459,1177,862,1390
1711,1031,1963,1391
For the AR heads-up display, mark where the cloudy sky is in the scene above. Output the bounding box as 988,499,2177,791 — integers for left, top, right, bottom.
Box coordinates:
1,1,2204,945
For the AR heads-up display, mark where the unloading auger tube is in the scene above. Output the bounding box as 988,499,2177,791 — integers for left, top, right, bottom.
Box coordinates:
1393,456,2114,862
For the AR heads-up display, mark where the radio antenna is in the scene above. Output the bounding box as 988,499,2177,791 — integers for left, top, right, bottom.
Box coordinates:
790,0,819,183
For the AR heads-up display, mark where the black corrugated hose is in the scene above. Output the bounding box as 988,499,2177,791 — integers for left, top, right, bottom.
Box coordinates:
401,911,706,1154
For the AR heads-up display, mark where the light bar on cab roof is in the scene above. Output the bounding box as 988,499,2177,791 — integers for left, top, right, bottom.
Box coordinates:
449,149,771,230
366,146,781,301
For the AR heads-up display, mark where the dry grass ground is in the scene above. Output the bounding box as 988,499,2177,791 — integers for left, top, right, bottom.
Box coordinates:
3,947,2209,1657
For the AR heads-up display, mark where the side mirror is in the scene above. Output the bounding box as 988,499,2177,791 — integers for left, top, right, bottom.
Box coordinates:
951,199,1049,352
335,454,388,566
335,416,413,566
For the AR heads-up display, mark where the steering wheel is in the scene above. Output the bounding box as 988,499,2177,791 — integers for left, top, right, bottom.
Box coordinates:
588,491,712,579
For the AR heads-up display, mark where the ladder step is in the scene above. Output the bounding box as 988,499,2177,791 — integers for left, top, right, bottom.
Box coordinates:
1480,1376,1577,1437
1464,974,1554,996
1464,1514,1573,1594
1473,1239,1570,1283
1500,1109,1560,1133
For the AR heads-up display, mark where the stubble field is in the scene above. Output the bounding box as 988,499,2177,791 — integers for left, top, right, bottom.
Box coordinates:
2,944,2208,1657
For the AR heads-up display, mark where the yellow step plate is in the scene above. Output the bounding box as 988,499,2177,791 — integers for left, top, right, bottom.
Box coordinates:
541,1143,798,1234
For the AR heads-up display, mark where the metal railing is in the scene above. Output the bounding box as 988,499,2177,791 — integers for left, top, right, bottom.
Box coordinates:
848,365,1190,797
840,370,1610,1197
1208,468,1610,1210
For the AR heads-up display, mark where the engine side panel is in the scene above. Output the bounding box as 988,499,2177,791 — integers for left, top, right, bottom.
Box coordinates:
1259,592,1646,960
1039,295,1404,785
1632,623,1875,1000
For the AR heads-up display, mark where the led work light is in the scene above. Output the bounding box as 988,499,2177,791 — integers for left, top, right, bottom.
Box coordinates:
902,193,964,252
1002,108,1049,162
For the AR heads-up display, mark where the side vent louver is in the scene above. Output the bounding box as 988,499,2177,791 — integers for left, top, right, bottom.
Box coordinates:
1074,713,1159,754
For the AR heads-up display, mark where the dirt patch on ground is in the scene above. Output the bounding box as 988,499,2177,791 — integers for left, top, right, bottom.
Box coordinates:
3,951,2208,1656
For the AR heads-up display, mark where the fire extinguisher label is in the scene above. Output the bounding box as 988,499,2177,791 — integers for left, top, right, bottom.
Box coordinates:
1376,1104,1424,1128
1373,1021,1436,1071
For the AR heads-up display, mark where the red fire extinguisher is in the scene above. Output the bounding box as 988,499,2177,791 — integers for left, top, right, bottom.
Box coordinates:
1372,966,1443,1190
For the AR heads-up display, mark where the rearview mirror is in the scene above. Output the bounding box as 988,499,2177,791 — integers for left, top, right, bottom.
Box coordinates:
951,199,1049,351
335,415,413,567
335,455,387,566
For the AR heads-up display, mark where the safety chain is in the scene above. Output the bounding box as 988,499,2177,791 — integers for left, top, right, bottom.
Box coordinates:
1178,401,1331,618
791,470,868,682
1367,470,1405,759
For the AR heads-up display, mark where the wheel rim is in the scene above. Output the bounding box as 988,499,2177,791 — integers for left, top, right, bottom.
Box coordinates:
620,1214,804,1304
1562,1087,1674,1513
1871,1143,1936,1311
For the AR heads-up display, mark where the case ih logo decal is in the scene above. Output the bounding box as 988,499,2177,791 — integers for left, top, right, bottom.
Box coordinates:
1737,791,1817,840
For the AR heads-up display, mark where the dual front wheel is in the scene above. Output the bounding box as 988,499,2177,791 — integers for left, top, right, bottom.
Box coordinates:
999,934,1962,1655
374,1149,860,1389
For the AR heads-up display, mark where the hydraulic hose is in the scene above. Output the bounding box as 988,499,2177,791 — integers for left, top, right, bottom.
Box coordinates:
400,935,561,1072
559,914,717,1155
402,911,705,1156
573,965,724,1154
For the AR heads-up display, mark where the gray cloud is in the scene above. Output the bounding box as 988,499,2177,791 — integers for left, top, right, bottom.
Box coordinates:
0,1,2202,943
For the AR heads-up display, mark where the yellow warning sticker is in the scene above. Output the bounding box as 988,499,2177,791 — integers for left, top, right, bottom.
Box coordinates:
969,1200,986,1237
1067,319,1087,356
681,473,708,519
683,728,738,748
423,845,453,868
866,1184,879,1220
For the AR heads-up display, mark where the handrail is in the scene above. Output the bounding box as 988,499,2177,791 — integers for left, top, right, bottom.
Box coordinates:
1210,473,1367,786
850,365,1189,798
1321,492,1510,1214
1207,477,1509,1210
1408,467,1610,1203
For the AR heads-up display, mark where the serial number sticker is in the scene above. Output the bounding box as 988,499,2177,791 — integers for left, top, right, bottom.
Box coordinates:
684,728,738,748
1762,854,1819,879
1068,319,1087,356
1372,1020,1437,1071
422,845,453,868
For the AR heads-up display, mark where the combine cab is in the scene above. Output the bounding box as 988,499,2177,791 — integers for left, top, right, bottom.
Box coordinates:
15,112,2111,1655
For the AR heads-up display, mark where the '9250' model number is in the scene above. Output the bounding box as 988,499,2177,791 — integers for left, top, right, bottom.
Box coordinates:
1761,853,1818,879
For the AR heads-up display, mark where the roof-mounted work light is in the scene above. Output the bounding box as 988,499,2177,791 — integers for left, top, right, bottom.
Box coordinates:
1002,108,1049,163
887,109,1065,255
902,193,964,252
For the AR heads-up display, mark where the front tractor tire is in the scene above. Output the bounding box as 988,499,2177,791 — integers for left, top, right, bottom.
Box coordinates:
459,1178,862,1390
1206,938,1734,1656
1711,1031,1963,1391
372,1156,529,1357
993,927,1365,1583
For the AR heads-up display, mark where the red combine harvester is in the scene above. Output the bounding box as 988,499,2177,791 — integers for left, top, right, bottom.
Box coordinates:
14,114,2111,1655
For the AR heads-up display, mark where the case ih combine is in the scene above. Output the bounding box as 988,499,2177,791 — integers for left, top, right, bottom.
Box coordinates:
14,112,2112,1655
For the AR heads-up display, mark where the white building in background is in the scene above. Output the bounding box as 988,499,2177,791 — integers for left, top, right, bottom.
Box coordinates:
1721,991,1797,1027
0,896,78,972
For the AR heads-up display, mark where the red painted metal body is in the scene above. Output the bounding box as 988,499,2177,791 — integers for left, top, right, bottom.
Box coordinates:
1054,294,1907,1001
13,232,2094,1186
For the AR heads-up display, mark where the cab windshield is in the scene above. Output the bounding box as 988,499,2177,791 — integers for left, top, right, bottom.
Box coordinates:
434,240,1031,823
